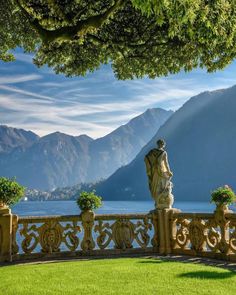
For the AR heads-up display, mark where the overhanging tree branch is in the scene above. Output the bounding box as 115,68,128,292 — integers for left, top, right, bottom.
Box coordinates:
15,0,125,43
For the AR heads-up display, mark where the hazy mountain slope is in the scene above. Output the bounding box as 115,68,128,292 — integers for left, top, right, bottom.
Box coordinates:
87,108,173,182
0,125,39,154
2,132,91,190
0,108,172,190
96,86,236,202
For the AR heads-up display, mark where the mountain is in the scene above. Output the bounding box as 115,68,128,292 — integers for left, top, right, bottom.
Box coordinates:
87,108,173,182
0,125,39,154
0,108,172,190
96,86,236,202
2,132,92,189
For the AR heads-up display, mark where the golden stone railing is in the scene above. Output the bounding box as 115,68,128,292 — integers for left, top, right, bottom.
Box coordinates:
170,211,236,261
10,211,156,261
1,206,236,262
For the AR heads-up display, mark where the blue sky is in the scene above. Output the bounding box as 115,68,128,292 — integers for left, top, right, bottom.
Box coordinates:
1,49,236,138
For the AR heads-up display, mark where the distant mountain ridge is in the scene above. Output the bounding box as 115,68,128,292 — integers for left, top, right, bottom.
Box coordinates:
87,108,173,182
96,86,236,202
0,125,39,154
0,108,172,190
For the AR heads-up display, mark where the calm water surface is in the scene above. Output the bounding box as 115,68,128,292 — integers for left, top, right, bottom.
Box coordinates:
12,201,236,216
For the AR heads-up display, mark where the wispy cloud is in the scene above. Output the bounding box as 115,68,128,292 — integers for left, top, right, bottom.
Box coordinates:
1,50,236,138
0,85,55,102
0,74,41,84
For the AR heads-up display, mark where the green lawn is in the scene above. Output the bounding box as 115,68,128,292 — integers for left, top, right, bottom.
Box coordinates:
0,258,235,295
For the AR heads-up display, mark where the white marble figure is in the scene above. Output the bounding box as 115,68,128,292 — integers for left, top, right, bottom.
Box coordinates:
144,139,174,209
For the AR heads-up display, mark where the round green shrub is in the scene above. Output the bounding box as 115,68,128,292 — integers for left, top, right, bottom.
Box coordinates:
211,185,236,205
0,177,25,206
76,191,102,211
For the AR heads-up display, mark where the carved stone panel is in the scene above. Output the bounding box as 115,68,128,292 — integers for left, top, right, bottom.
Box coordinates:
38,221,63,253
20,218,81,254
112,219,135,249
189,219,205,252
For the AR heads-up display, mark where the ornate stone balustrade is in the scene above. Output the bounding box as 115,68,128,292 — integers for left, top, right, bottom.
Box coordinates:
13,215,81,260
170,211,236,261
10,212,155,261
1,206,236,263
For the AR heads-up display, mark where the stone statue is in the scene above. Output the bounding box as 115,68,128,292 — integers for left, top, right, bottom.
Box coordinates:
144,139,174,209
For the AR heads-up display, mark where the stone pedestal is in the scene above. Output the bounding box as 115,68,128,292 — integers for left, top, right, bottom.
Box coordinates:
0,206,13,262
152,207,181,255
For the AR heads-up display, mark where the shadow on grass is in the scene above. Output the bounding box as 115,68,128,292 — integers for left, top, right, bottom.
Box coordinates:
138,257,236,280
137,256,236,270
178,270,235,280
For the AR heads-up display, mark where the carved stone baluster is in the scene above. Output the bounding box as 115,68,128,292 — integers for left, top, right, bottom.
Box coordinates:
134,217,152,249
214,208,231,254
151,211,159,250
205,219,221,252
169,213,178,250
81,210,95,251
12,214,19,255
63,221,81,251
21,223,39,254
95,220,113,249
173,217,190,251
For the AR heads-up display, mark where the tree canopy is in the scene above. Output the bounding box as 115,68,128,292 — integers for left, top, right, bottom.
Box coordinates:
1,0,236,79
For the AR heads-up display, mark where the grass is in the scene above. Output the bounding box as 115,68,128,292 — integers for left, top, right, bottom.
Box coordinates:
0,257,236,295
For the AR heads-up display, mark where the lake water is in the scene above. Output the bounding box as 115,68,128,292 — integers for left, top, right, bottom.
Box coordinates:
12,201,236,216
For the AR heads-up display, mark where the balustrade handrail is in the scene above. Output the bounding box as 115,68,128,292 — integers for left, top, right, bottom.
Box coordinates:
18,212,152,223
171,212,215,219
95,213,152,220
171,212,236,219
18,215,81,223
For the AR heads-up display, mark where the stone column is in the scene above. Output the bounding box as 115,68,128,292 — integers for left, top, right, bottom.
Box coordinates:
157,209,166,254
0,206,13,262
152,208,181,255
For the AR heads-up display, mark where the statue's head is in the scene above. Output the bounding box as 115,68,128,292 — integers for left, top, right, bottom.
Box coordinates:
157,139,166,148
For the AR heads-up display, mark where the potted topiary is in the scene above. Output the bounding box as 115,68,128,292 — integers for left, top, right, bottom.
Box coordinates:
0,177,25,209
211,185,236,211
76,190,102,214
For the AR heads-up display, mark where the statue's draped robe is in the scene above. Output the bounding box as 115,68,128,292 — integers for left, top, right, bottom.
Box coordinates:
144,148,170,201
